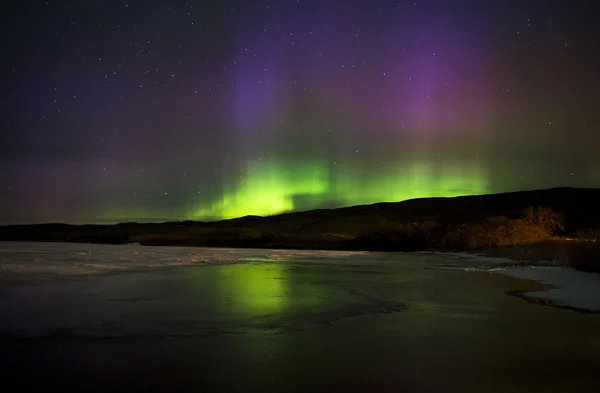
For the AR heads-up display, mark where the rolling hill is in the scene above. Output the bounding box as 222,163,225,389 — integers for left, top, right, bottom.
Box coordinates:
2,187,600,251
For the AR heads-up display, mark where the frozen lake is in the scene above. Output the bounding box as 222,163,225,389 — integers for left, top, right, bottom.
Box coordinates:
1,242,599,392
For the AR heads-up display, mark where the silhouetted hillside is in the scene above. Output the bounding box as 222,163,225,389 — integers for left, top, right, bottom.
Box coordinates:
2,187,600,252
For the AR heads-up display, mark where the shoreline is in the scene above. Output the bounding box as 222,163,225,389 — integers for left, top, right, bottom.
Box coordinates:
431,250,600,314
505,289,600,315
495,266,600,314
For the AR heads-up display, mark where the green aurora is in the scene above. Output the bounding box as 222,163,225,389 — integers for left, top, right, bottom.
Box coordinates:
4,1,600,225
193,158,489,219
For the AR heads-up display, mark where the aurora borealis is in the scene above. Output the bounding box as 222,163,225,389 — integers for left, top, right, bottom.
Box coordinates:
1,0,599,223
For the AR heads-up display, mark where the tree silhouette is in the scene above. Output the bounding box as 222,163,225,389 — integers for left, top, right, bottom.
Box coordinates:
522,206,565,233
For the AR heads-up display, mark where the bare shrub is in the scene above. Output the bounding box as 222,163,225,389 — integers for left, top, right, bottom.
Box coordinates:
522,206,565,233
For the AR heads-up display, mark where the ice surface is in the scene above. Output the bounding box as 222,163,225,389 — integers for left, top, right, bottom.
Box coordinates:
0,241,373,278
422,250,561,268
1,243,599,392
3,242,599,313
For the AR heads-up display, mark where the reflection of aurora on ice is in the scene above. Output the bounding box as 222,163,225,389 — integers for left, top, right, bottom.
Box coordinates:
217,264,292,318
214,261,408,331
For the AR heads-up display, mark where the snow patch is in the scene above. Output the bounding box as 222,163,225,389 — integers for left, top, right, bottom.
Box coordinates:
497,266,600,313
430,251,600,313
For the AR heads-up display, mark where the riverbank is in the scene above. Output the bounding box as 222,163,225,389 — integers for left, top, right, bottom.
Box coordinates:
2,188,600,255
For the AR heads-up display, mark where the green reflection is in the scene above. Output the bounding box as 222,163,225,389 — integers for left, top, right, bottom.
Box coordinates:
217,264,290,317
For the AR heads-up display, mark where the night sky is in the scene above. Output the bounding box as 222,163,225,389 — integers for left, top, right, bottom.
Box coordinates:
1,0,599,224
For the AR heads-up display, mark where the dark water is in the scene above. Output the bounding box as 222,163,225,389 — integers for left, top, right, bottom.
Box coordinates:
1,251,599,392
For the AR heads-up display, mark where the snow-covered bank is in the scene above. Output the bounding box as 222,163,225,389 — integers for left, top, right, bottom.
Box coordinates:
497,266,600,313
427,251,600,313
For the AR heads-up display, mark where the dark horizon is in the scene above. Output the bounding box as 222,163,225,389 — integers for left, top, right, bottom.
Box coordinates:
1,185,597,226
2,0,599,224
